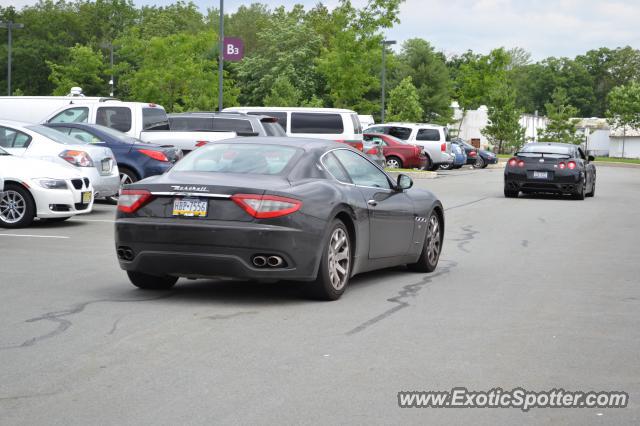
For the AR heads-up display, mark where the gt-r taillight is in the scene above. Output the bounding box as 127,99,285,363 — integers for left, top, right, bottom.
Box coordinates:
231,194,302,219
567,161,577,170
59,150,94,167
558,162,566,169
517,160,525,168
117,189,153,213
508,158,518,167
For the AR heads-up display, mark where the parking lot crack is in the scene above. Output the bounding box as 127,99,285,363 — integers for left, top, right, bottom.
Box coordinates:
0,294,173,351
204,311,258,320
450,225,478,253
346,260,457,335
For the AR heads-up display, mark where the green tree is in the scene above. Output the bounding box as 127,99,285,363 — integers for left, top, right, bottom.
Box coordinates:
606,82,640,157
235,5,322,106
264,76,301,107
395,38,451,123
117,31,238,111
481,79,525,153
538,88,582,144
47,44,107,95
386,76,424,122
316,0,402,114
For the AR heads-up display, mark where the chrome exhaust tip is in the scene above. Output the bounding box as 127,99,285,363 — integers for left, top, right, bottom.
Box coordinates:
252,256,267,267
267,256,284,267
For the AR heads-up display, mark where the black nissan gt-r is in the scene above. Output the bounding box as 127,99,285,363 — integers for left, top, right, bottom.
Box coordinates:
115,137,444,300
504,142,596,200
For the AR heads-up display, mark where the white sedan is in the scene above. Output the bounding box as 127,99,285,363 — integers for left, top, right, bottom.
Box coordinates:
0,120,120,198
0,147,94,227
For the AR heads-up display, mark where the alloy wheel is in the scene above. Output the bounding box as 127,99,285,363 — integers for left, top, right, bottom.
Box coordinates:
0,190,27,224
327,228,350,291
386,158,401,169
426,214,441,265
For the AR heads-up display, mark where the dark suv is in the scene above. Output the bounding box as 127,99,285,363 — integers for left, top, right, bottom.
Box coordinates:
168,112,286,137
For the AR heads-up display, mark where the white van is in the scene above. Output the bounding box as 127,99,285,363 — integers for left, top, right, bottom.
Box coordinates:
223,107,364,150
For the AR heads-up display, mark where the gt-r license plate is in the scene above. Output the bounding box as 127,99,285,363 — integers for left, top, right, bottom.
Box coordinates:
81,191,92,204
172,197,208,217
533,171,548,179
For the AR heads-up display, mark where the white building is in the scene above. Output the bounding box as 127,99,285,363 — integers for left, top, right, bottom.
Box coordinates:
450,102,548,149
609,126,640,159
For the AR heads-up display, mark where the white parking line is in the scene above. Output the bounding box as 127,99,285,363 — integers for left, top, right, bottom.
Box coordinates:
0,234,70,239
71,219,115,223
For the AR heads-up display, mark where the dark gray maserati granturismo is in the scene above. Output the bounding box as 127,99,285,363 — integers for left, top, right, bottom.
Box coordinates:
115,137,444,300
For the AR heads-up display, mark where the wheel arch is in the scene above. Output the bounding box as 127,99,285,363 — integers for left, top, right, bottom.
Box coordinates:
1,179,37,218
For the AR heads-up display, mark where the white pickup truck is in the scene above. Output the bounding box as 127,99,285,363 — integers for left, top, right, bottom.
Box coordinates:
42,101,235,152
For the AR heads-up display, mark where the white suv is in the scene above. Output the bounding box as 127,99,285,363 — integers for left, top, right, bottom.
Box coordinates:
365,123,453,170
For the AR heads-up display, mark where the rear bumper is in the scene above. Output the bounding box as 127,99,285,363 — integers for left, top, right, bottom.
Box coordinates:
433,151,454,166
505,171,583,193
115,217,326,281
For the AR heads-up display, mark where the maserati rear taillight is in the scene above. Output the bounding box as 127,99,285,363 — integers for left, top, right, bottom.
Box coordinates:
117,189,153,213
231,194,302,219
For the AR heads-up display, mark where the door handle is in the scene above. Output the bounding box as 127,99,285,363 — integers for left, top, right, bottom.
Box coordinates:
367,199,378,207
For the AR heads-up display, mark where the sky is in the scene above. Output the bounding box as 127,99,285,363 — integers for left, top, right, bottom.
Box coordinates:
3,0,640,60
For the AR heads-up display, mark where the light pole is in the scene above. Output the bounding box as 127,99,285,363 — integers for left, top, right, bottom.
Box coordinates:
380,39,396,123
218,0,224,111
0,21,25,96
100,41,115,96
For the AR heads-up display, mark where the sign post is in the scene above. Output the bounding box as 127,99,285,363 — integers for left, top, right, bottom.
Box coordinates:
218,0,224,112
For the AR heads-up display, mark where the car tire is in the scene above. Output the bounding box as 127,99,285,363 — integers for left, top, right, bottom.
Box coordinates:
473,156,485,168
574,179,586,200
586,177,596,197
0,183,36,228
127,271,178,290
421,154,432,171
408,210,442,273
106,167,138,204
439,163,453,170
308,219,351,301
504,187,519,198
386,156,402,169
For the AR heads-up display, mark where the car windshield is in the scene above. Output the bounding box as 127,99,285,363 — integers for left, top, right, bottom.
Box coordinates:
519,144,572,158
172,143,299,175
262,121,286,137
27,125,88,145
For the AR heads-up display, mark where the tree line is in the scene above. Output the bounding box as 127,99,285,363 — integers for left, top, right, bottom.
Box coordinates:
1,0,639,151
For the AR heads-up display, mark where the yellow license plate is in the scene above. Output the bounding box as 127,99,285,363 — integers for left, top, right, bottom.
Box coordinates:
82,191,92,204
172,198,208,217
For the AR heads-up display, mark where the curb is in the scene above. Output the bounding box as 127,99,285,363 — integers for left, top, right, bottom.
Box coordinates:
593,161,640,168
386,170,438,180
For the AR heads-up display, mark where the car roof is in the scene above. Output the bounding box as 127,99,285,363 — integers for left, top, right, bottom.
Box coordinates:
524,142,577,148
168,112,269,120
0,119,39,128
210,136,347,151
224,106,356,114
380,122,444,129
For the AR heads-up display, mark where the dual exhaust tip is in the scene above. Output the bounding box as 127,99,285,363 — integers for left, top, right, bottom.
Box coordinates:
252,255,285,268
117,246,135,261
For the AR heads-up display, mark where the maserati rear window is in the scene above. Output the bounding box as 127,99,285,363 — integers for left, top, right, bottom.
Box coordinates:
173,144,299,175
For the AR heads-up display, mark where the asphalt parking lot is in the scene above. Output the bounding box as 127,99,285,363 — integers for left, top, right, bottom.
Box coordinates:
1,165,639,425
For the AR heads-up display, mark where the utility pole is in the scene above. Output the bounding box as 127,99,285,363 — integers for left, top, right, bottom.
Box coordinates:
100,41,115,96
0,21,25,96
380,39,396,123
218,0,224,111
